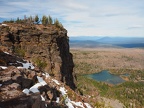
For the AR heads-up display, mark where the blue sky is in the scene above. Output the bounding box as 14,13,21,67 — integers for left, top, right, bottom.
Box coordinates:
0,0,144,37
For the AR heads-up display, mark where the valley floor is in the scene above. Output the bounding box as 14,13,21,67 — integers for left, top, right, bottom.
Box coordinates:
71,47,144,74
71,47,144,108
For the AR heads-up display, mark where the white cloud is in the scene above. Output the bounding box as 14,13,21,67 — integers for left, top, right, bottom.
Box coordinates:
0,0,144,37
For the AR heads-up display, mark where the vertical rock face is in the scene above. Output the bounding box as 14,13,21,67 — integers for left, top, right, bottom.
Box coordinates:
0,24,76,90
56,36,75,90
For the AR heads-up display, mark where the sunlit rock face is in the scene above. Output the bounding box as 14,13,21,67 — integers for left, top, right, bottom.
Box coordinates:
0,23,76,90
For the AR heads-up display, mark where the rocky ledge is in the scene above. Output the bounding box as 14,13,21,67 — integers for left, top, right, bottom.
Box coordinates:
0,51,92,108
0,23,75,90
0,32,92,108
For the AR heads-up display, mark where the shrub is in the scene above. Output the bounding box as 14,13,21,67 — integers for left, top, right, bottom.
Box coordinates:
34,58,47,71
54,18,63,29
14,47,25,57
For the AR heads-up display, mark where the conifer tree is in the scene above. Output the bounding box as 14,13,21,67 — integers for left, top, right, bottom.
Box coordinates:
27,16,34,24
54,18,63,29
54,18,59,27
35,15,39,24
16,17,20,23
48,15,53,25
42,15,48,26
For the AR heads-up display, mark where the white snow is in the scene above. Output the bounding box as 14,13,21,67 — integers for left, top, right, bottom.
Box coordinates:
56,97,60,103
37,76,47,86
4,52,10,54
0,66,7,69
41,95,47,107
2,24,8,26
22,88,30,95
45,73,50,78
52,79,60,85
17,61,35,69
66,101,74,108
59,86,92,108
29,76,48,93
22,62,35,69
42,73,49,79
0,84,2,87
29,83,41,93
41,95,45,101
59,87,74,108
84,103,92,108
17,66,24,69
71,101,84,108
59,87,67,95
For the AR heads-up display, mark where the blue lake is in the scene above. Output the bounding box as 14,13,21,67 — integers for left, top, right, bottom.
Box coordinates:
86,70,125,85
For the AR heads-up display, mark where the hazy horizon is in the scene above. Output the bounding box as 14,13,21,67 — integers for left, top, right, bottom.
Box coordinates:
69,36,144,38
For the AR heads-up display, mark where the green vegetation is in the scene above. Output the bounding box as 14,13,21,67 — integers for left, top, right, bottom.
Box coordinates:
3,15,64,29
77,75,144,107
14,47,25,58
42,15,48,26
48,15,53,25
34,15,39,24
54,18,63,29
72,49,144,107
33,58,47,71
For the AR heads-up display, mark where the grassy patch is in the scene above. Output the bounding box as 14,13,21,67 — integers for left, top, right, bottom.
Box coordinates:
77,75,144,107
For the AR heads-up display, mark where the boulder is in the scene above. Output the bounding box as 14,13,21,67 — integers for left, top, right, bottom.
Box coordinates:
0,93,46,108
21,78,33,89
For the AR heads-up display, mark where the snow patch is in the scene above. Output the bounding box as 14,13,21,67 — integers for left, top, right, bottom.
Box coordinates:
0,66,7,69
17,61,35,69
56,97,60,103
2,24,8,26
84,103,92,108
0,84,2,87
17,66,24,69
22,88,30,95
37,76,47,86
4,52,10,54
52,79,60,85
59,87,67,95
66,101,74,108
45,73,50,78
41,95,45,101
29,83,41,93
42,73,49,79
59,86,91,108
71,101,84,108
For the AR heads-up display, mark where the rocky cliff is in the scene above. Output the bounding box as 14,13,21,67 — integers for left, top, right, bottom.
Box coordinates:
0,23,92,108
0,23,75,90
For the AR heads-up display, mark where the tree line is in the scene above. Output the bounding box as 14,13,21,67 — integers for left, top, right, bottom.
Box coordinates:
3,15,63,29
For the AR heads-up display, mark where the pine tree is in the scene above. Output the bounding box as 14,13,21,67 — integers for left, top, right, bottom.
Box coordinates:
35,15,39,24
16,17,20,23
54,18,63,29
27,16,34,24
42,15,48,26
54,18,59,27
48,15,53,25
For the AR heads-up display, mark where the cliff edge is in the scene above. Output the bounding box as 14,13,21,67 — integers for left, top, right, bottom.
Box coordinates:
0,23,92,108
0,23,76,90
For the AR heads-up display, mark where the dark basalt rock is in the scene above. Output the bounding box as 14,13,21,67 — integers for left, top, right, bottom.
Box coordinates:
0,23,79,108
0,94,45,108
0,24,76,90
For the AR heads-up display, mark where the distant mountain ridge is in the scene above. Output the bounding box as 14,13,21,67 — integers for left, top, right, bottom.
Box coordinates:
70,36,144,48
